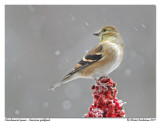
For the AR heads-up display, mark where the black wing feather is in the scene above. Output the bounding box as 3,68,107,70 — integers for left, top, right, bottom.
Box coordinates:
85,54,102,60
65,54,103,77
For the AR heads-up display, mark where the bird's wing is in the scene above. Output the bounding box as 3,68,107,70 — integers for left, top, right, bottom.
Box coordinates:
49,44,104,91
64,44,104,78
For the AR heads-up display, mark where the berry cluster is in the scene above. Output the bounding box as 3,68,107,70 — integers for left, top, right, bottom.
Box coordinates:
85,77,126,117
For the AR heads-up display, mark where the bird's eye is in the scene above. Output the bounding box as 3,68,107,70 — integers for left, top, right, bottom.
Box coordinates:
103,29,107,32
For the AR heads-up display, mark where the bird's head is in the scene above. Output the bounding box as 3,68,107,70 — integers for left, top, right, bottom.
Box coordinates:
93,26,123,44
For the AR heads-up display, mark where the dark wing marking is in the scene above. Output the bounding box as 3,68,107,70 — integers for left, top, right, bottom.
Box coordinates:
69,54,102,74
85,54,102,61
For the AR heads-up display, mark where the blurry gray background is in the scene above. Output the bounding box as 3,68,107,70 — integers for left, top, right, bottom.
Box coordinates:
5,5,156,118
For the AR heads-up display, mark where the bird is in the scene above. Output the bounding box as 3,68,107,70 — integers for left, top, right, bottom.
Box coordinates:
49,26,124,91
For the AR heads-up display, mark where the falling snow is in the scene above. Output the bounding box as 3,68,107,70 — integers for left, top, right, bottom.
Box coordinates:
62,100,72,110
102,17,107,23
43,102,49,108
142,24,146,28
15,110,20,115
55,50,61,56
70,14,76,21
85,50,89,54
134,27,139,32
28,5,35,12
85,22,89,26
125,68,132,76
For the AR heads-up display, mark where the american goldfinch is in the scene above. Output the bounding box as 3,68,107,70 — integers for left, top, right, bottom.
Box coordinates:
49,26,124,91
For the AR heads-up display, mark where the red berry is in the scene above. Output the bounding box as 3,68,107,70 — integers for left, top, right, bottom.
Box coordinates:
108,103,115,109
111,115,116,117
89,107,93,111
115,101,120,106
119,111,125,117
85,77,125,118
95,86,99,90
114,98,118,102
119,106,122,110
94,94,99,100
91,85,95,90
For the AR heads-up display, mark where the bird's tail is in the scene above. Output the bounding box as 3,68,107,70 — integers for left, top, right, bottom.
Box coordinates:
49,72,80,91
48,81,63,91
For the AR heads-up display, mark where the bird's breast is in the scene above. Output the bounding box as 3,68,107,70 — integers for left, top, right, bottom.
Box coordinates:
102,42,124,75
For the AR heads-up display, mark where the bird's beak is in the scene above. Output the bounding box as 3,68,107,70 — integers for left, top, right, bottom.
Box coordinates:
93,31,101,36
